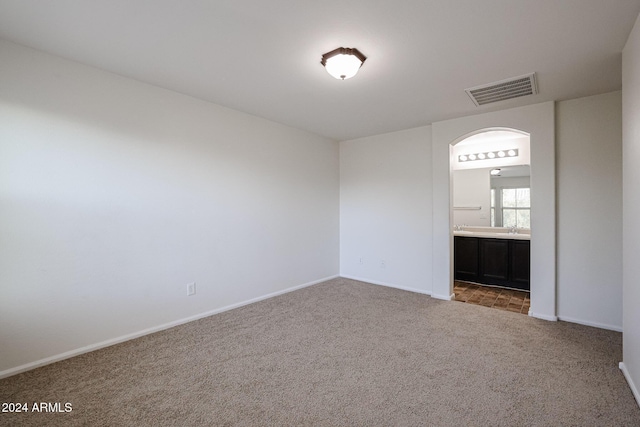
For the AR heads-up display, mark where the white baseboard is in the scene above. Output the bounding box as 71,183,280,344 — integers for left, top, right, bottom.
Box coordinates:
620,362,640,408
431,293,455,301
557,315,622,332
339,275,431,296
529,311,558,321
0,275,338,380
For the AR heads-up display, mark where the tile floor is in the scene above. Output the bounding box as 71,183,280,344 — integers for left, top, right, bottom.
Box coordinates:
453,281,530,315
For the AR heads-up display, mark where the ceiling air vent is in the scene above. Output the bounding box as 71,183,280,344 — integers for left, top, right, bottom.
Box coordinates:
465,72,538,107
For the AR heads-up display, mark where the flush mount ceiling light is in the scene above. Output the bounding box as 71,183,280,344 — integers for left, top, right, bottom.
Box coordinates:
458,149,519,163
490,168,502,176
321,47,367,80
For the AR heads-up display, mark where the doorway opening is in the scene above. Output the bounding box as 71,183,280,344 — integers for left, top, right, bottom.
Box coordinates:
431,102,555,320
450,129,531,313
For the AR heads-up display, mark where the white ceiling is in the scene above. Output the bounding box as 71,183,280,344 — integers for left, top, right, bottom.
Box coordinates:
1,0,639,141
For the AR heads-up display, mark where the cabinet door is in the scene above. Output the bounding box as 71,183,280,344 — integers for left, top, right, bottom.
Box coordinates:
479,239,510,284
510,240,530,289
454,237,479,282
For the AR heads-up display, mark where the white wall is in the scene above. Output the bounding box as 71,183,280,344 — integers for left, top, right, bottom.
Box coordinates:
339,126,432,294
556,91,623,331
622,13,640,406
0,40,339,376
452,169,491,226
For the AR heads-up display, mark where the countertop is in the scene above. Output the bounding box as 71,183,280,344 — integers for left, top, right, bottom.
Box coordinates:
453,229,531,240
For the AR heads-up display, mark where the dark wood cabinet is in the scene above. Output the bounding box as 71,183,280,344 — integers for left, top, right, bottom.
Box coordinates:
453,236,479,282
479,238,510,283
510,240,531,288
454,236,530,291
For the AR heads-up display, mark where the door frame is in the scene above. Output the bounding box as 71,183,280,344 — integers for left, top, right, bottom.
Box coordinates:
431,102,556,321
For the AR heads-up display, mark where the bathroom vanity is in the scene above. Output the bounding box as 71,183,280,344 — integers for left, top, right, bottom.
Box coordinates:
453,227,530,291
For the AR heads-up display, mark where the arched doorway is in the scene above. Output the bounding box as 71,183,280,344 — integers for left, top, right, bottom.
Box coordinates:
431,102,556,321
450,129,531,308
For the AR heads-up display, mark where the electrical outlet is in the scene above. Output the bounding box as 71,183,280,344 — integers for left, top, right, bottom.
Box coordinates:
187,282,196,296
359,257,363,264
380,260,386,269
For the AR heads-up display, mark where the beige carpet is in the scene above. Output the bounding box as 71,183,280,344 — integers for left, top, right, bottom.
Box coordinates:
1,277,639,426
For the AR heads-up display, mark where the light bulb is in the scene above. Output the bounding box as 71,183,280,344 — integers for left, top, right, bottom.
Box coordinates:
324,54,363,80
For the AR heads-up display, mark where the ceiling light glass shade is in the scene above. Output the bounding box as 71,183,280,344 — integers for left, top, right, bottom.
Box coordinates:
490,168,502,176
321,47,367,80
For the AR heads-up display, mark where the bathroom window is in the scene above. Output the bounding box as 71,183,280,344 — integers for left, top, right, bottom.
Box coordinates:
501,188,530,228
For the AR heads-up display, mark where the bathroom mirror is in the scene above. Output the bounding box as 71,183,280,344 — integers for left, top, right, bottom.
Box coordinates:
453,165,530,229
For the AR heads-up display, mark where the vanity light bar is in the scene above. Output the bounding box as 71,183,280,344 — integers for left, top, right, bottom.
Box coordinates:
458,149,518,162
